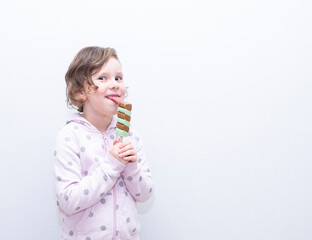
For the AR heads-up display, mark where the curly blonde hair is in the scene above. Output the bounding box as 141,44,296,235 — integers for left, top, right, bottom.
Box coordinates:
65,46,118,112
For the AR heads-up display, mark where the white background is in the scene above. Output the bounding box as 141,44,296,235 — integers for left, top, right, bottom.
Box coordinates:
0,0,311,239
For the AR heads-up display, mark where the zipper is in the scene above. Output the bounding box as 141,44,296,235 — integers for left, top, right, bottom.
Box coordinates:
113,185,117,240
102,132,117,240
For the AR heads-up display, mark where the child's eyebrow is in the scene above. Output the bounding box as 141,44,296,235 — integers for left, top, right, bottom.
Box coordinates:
97,71,123,76
96,71,109,76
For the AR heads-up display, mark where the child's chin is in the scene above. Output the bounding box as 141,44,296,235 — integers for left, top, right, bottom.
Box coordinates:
111,108,118,115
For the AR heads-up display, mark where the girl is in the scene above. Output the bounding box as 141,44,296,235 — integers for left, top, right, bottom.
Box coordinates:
54,46,154,240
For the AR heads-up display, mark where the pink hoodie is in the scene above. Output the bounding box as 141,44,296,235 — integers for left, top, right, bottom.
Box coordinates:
53,114,154,240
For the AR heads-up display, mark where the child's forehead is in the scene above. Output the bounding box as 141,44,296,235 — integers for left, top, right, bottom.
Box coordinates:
95,69,123,75
93,65,123,75
98,58,122,71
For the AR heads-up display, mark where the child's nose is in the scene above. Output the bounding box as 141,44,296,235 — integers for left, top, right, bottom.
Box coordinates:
109,79,119,89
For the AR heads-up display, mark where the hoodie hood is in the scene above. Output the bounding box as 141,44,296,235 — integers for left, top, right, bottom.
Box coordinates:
66,113,117,134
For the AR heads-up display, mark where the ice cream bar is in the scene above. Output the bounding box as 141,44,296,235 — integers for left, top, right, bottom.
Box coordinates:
117,122,129,132
116,101,132,139
117,112,131,122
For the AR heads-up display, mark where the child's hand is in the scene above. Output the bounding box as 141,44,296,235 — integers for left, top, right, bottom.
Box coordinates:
118,140,137,163
109,140,137,165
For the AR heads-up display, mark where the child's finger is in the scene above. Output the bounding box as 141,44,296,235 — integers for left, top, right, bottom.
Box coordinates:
118,143,134,154
122,155,137,162
119,140,132,148
118,150,135,158
119,149,135,158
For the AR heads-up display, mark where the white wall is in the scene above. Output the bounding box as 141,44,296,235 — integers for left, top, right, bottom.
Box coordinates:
1,0,311,239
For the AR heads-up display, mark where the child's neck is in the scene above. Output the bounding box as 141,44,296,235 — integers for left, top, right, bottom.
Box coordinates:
82,112,112,133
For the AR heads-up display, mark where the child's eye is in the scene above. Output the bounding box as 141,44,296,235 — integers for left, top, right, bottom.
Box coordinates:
98,77,106,81
115,77,122,81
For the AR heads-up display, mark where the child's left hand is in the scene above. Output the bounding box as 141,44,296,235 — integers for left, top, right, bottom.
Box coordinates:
116,140,137,163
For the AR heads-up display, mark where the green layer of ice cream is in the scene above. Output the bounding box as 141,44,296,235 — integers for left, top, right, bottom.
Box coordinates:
117,117,130,126
118,106,131,116
116,128,129,137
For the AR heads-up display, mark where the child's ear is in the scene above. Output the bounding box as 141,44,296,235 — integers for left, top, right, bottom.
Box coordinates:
76,89,87,102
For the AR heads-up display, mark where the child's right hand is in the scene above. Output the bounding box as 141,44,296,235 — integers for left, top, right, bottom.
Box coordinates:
109,139,137,165
109,141,128,165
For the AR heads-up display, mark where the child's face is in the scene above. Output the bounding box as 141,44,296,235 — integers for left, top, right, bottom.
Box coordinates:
82,57,127,117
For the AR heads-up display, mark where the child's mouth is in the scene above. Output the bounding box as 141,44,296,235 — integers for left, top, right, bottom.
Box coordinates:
106,95,121,104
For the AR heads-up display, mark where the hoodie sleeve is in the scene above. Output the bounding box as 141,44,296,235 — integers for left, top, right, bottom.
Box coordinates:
122,129,154,202
54,127,126,215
